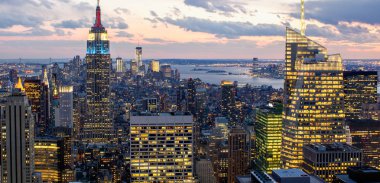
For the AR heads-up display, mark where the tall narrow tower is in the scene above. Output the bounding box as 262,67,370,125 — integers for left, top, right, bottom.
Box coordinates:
83,0,113,143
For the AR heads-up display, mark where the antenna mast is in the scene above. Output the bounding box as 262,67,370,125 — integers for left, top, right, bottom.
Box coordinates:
301,0,306,36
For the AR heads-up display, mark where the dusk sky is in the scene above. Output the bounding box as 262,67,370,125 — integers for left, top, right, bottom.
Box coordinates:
1,0,380,59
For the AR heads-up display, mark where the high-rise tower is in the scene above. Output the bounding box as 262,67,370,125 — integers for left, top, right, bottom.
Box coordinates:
83,0,113,143
281,28,346,168
1,90,35,183
281,0,346,168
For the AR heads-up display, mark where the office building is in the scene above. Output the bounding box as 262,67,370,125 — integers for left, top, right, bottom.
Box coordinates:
83,1,113,143
24,79,44,133
250,170,276,183
160,64,172,78
196,159,217,183
228,127,249,183
209,117,229,183
282,28,346,168
255,104,282,173
130,59,138,76
302,143,362,182
347,119,380,169
34,137,64,182
130,113,194,182
116,57,125,73
1,90,35,183
53,127,74,182
334,166,380,183
221,80,236,127
150,60,160,73
56,86,73,128
41,66,51,134
142,98,158,112
187,78,196,115
343,71,378,120
272,169,324,183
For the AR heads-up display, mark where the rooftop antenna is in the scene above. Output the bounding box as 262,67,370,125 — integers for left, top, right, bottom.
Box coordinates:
301,0,306,36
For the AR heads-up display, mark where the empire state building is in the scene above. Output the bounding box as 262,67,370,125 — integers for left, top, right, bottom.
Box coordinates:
83,0,113,143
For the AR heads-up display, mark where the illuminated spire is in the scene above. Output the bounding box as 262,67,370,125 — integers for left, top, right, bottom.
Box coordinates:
42,67,49,86
301,0,306,36
14,77,25,92
94,0,102,27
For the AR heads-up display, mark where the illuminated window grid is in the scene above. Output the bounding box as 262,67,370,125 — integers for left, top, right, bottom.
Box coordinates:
130,116,194,183
282,28,346,169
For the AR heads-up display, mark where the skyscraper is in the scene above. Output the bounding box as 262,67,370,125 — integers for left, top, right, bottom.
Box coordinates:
187,78,196,115
282,28,346,168
343,71,378,120
57,86,73,128
130,113,194,182
116,57,125,73
1,90,35,183
83,0,113,143
228,127,249,183
24,79,44,134
150,60,160,73
255,104,282,173
221,80,236,126
34,137,64,182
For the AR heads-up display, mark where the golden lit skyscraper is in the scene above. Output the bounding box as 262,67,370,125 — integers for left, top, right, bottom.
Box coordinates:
83,1,113,143
34,137,64,182
282,28,346,168
130,113,194,182
150,60,160,73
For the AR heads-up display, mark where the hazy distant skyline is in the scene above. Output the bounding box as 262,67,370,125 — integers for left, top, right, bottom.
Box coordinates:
1,0,380,59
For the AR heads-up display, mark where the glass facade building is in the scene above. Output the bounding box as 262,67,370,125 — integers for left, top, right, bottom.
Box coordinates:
282,28,346,168
255,104,282,173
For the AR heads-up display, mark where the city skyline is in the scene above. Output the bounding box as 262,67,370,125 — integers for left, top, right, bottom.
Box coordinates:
1,0,380,59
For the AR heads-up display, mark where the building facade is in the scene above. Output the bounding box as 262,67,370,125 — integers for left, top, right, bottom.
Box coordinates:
83,1,113,143
255,104,282,173
282,28,346,168
221,80,237,127
130,113,194,182
348,119,380,169
34,137,64,182
228,128,249,183
302,143,362,182
1,91,35,183
343,71,378,120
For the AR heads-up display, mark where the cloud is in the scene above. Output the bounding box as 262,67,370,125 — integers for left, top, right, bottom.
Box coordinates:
114,8,130,15
291,0,380,25
163,17,284,38
53,19,91,29
0,27,56,37
104,17,129,29
116,31,134,38
184,0,247,15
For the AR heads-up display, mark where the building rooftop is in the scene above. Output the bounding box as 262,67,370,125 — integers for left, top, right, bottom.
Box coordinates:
130,112,193,125
251,170,276,183
272,169,310,178
304,143,361,152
